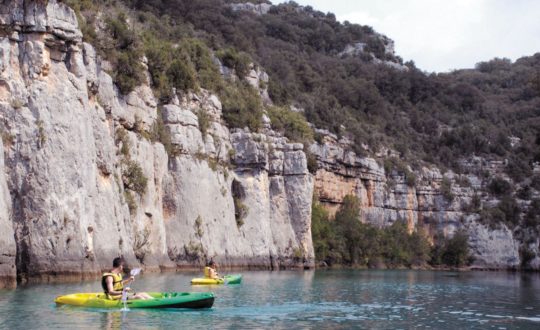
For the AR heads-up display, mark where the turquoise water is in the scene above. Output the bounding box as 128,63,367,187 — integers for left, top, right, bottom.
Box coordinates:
1,270,540,329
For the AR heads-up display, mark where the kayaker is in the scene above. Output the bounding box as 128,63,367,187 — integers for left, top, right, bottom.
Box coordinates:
102,257,153,300
204,260,221,279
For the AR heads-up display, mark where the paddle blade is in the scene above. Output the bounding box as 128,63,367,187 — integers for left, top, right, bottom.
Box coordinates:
130,268,141,277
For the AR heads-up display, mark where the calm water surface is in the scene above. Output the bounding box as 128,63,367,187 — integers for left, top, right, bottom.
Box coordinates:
1,270,540,329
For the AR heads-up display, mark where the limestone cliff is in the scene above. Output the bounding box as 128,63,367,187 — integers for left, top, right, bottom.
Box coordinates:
310,131,521,269
0,0,313,288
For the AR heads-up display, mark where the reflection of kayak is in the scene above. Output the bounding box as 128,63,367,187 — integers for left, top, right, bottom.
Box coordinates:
191,274,242,285
55,292,214,309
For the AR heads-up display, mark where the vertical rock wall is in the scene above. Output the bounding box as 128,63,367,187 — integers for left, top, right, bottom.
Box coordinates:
0,139,16,288
162,94,314,269
311,132,521,269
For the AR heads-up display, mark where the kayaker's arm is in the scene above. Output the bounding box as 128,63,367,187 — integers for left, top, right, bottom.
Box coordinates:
106,276,125,295
122,276,135,286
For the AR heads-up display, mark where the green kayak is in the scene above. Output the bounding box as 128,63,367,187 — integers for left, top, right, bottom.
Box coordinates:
55,292,214,309
191,274,242,285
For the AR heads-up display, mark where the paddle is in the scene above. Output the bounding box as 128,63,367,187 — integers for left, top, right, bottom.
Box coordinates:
121,268,142,303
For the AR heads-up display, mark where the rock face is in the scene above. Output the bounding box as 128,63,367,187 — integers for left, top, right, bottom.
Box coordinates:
0,139,16,288
229,3,272,15
0,1,314,287
310,132,521,269
162,94,314,269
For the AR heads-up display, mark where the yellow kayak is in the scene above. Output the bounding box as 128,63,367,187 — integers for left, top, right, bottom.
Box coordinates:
191,274,242,285
54,292,214,309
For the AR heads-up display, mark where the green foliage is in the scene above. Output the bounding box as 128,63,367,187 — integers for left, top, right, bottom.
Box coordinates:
61,0,98,43
305,149,319,174
216,48,252,79
74,1,538,188
143,36,224,99
219,81,263,131
104,13,145,94
440,177,454,202
430,230,472,267
122,160,148,195
149,107,180,157
505,157,532,182
487,177,512,196
267,106,314,143
480,196,520,228
115,127,131,157
167,58,198,92
197,110,211,140
519,247,536,268
524,199,540,229
311,197,334,263
384,157,416,187
312,194,432,268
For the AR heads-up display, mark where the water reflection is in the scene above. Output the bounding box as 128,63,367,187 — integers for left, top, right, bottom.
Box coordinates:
100,311,124,330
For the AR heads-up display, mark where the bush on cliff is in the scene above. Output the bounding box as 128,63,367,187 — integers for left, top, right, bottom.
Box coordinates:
267,106,314,143
430,230,472,267
104,13,146,95
313,194,433,268
216,48,252,79
219,81,263,131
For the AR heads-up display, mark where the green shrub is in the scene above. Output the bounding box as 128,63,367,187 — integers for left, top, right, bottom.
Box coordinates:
115,127,130,157
197,110,211,140
497,196,521,227
520,247,536,268
216,48,252,79
181,38,223,91
219,81,263,131
311,193,453,268
306,149,318,174
143,37,175,100
524,199,540,228
105,14,145,95
505,157,532,182
122,160,148,195
150,109,180,157
430,230,472,267
488,177,512,196
267,106,314,142
311,197,333,263
384,157,416,187
167,58,198,92
479,196,520,228
480,207,506,229
517,185,532,200
441,177,454,202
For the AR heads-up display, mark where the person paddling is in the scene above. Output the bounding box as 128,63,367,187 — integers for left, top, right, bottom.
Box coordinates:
102,257,153,300
204,260,221,280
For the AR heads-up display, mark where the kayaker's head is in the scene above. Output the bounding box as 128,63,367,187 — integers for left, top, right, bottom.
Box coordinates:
112,257,125,270
207,259,216,268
